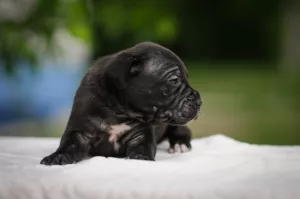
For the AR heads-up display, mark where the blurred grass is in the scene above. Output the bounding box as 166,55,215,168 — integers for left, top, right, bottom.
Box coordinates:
187,63,300,145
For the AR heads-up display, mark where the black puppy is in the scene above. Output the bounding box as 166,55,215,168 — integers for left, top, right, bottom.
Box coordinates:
41,42,202,165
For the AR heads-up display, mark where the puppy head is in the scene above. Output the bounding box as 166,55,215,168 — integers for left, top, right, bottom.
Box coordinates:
105,42,202,125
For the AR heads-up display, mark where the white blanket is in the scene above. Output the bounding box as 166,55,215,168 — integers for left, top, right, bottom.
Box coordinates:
0,134,299,199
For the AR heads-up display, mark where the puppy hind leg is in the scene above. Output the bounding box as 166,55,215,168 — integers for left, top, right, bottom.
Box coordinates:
40,132,90,165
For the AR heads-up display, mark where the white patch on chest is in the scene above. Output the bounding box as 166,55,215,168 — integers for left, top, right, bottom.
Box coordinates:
108,123,131,143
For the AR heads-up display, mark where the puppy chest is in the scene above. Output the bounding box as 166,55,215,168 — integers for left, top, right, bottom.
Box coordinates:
107,123,131,143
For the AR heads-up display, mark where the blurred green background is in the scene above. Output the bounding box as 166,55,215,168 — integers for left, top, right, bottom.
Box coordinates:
0,0,299,144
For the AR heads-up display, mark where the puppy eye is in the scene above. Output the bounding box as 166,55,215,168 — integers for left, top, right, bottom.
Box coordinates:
129,57,140,75
169,76,179,85
131,57,140,66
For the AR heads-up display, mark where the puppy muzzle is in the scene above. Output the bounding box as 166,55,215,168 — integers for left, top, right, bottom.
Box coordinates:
157,89,202,125
181,90,201,120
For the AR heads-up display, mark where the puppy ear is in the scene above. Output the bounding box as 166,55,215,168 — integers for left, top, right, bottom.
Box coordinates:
129,57,141,76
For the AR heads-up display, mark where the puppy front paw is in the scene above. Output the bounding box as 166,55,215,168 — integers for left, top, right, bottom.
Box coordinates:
127,154,155,161
40,152,77,165
168,143,191,154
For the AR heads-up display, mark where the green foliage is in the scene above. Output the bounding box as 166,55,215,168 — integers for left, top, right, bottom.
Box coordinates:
0,0,61,74
63,0,91,44
95,0,177,42
0,0,285,74
0,0,91,74
89,0,179,57
0,0,180,74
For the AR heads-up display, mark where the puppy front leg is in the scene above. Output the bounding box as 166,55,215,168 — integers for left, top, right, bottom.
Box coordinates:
165,125,192,153
125,127,156,161
40,131,90,165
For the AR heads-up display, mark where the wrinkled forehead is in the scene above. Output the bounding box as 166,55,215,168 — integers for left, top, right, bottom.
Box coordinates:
144,57,188,78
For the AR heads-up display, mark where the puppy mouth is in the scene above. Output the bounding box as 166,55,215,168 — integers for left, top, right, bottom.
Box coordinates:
156,100,201,125
121,86,201,125
125,102,200,125
157,88,201,125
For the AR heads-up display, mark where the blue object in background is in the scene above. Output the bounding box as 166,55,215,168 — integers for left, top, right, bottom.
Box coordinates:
0,62,84,124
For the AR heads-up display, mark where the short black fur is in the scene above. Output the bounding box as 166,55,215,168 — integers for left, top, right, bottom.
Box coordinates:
41,42,202,165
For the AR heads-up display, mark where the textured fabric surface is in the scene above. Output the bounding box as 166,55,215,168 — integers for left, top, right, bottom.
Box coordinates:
0,134,299,199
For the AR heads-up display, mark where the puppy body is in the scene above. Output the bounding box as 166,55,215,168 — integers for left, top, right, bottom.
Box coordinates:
41,42,201,165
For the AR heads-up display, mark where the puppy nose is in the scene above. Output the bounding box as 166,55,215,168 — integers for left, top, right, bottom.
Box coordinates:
196,97,202,106
193,91,202,106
